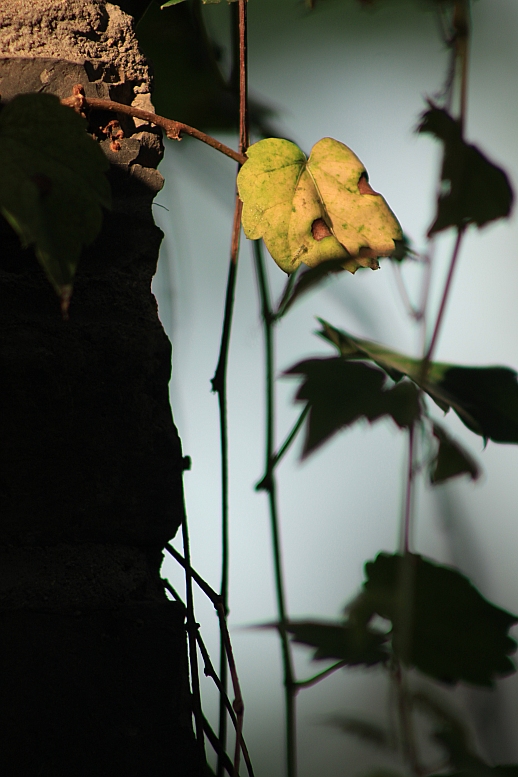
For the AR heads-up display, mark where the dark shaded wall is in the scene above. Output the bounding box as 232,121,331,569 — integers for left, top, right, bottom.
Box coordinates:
0,2,201,774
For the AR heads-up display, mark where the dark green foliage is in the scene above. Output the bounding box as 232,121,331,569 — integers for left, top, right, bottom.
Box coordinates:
286,620,388,666
417,105,514,235
318,320,518,445
431,423,480,484
284,358,421,456
428,725,518,776
438,366,518,443
359,553,517,686
0,93,110,306
137,1,236,131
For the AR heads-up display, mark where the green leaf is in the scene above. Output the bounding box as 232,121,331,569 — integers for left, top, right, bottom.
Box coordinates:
431,422,481,485
0,93,110,312
417,105,514,235
287,620,388,666
358,553,517,686
318,320,518,444
284,358,421,456
160,0,187,6
237,137,402,274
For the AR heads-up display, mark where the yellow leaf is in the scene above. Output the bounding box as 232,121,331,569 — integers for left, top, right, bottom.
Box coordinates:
237,137,402,274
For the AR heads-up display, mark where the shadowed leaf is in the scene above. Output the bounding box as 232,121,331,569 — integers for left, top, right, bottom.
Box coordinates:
358,553,517,686
287,620,388,666
318,320,518,444
417,105,513,234
284,358,421,456
275,259,346,318
0,93,110,313
238,137,402,274
326,715,395,750
431,423,481,484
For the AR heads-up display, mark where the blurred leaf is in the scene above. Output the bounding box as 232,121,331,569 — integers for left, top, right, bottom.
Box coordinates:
417,105,513,235
275,259,346,318
431,422,481,484
359,552,517,686
430,724,518,776
318,320,518,444
326,715,395,750
137,1,236,130
0,93,110,313
287,620,388,666
138,1,275,133
284,358,421,456
238,137,402,274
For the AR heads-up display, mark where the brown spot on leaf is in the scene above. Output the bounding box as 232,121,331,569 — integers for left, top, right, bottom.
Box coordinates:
358,173,379,196
311,218,332,241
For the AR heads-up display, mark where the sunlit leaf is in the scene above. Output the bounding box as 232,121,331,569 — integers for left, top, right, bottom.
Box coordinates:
0,93,110,313
417,105,513,234
430,422,481,485
238,137,402,274
358,553,517,686
284,358,421,456
318,320,518,444
287,620,388,666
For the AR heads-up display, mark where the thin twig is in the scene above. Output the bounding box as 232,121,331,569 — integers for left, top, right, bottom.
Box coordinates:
271,406,310,472
61,86,247,165
295,661,347,690
163,578,255,777
213,1,250,772
166,543,221,606
180,516,207,765
401,423,415,554
217,603,246,777
253,239,297,777
423,228,464,365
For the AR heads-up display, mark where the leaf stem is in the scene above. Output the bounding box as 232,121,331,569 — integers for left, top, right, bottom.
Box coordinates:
62,87,247,165
271,406,310,472
423,227,464,366
401,423,416,554
295,661,347,690
253,239,297,777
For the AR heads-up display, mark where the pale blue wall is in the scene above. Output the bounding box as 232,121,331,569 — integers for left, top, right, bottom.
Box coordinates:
152,1,518,773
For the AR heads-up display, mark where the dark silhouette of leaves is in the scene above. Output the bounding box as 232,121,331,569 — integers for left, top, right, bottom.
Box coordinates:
286,620,388,666
284,358,421,457
431,423,480,484
360,553,517,686
428,724,518,776
317,320,518,445
0,93,110,312
275,259,346,319
417,105,514,234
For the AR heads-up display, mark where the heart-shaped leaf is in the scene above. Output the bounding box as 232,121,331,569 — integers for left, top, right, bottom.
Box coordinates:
284,357,421,456
318,320,518,444
356,553,517,686
237,137,402,274
0,93,111,314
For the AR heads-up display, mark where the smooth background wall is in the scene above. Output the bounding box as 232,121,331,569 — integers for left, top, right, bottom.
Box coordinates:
152,1,518,773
